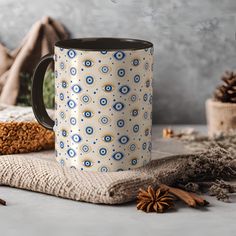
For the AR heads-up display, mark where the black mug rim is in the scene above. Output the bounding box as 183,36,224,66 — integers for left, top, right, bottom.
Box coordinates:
55,37,153,51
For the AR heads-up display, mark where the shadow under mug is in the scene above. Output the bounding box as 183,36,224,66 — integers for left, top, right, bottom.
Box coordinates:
31,38,154,172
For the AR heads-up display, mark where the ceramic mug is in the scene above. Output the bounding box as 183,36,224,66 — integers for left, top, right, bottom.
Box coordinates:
32,38,154,172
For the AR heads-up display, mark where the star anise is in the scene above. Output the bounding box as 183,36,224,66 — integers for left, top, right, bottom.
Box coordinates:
137,186,174,213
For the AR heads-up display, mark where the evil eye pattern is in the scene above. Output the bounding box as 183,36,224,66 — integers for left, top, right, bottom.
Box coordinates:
86,76,94,85
60,141,64,148
72,134,82,143
72,84,82,93
83,111,93,118
67,148,76,157
70,67,77,76
134,75,140,83
62,81,67,88
113,102,125,111
99,116,110,125
81,145,90,153
130,144,136,151
99,147,107,156
70,117,77,125
85,126,94,135
132,109,139,116
67,49,76,58
119,135,129,144
83,160,92,167
67,99,76,108
133,124,139,133
117,69,125,77
100,98,108,106
81,95,91,103
100,166,108,172
59,93,64,100
131,158,138,165
112,152,124,161
117,119,125,127
132,59,140,66
83,59,93,67
103,135,113,142
119,85,130,95
103,84,113,92
54,47,153,171
113,51,125,60
101,65,109,73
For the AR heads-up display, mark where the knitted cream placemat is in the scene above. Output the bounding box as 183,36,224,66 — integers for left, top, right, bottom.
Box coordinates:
0,147,235,204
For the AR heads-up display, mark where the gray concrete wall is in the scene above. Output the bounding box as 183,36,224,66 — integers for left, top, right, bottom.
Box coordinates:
0,0,236,124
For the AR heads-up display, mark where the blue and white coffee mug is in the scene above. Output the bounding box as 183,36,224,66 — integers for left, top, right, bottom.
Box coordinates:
32,38,154,172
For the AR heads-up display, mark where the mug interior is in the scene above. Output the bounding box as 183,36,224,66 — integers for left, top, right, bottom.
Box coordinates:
55,38,153,51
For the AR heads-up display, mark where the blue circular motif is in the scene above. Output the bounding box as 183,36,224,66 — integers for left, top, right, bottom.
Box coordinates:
85,126,94,135
104,85,113,92
101,51,107,54
144,112,148,119
60,112,65,119
99,116,109,125
81,95,90,103
131,95,137,102
67,99,76,109
119,85,130,95
99,148,107,156
100,98,108,106
62,129,67,137
148,142,152,151
119,135,129,144
72,134,82,143
134,75,140,83
130,144,136,151
60,141,64,149
83,111,93,118
132,59,140,66
142,143,147,150
86,76,94,85
82,145,90,153
117,69,125,77
113,51,125,60
59,93,64,101
60,62,65,69
146,80,150,88
83,60,93,67
70,67,77,76
112,152,124,161
83,160,92,167
117,119,125,127
101,66,109,73
103,135,113,142
132,109,139,116
145,129,149,136
62,81,67,88
149,95,153,104
100,166,108,172
143,94,148,101
72,84,82,93
133,124,139,133
70,117,77,125
67,49,76,58
113,102,125,111
67,148,76,157
60,159,65,166
54,70,58,78
131,158,138,165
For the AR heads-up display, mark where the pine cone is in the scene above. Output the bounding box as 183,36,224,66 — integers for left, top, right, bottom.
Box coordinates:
214,71,236,103
137,186,174,213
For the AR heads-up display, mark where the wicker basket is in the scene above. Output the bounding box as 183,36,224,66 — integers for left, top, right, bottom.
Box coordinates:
206,98,236,136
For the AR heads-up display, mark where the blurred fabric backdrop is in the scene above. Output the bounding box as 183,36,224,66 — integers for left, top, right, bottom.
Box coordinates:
0,0,236,124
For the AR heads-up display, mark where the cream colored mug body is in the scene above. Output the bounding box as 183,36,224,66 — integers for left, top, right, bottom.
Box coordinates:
32,38,154,172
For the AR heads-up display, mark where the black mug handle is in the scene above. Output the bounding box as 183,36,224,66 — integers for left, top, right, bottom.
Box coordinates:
31,54,54,130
